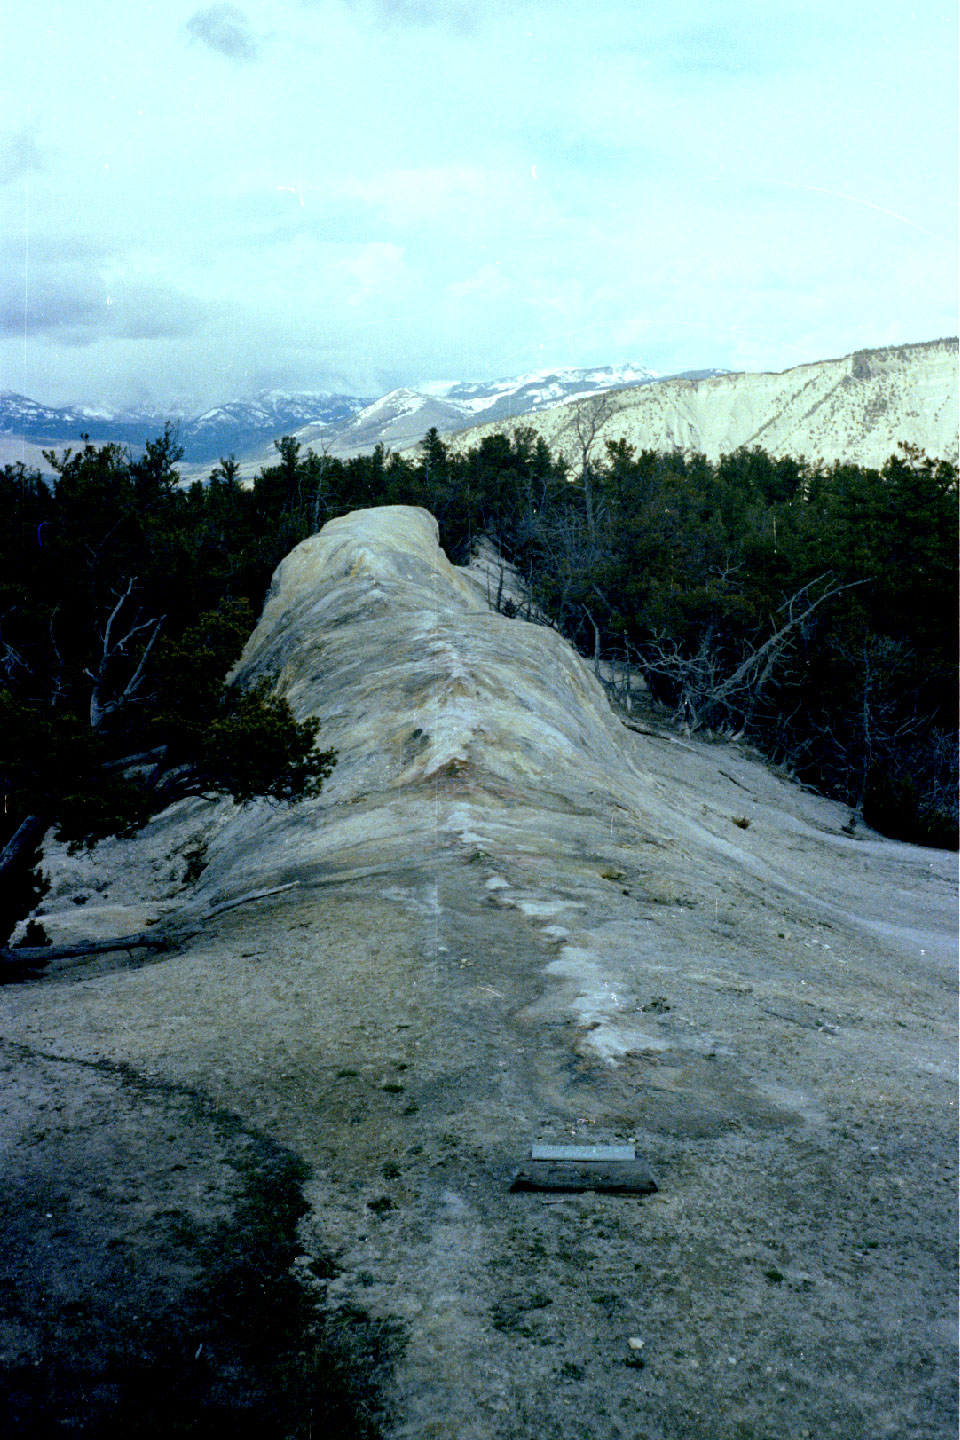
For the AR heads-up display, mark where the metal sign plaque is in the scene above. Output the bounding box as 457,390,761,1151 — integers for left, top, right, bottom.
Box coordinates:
512,1141,657,1195
530,1144,636,1163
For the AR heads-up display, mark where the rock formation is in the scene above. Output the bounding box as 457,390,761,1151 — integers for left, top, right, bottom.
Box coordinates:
1,507,956,1439
445,338,959,470
198,504,660,942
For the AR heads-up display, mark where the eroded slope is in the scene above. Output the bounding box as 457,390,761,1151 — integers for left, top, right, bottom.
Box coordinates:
445,338,959,469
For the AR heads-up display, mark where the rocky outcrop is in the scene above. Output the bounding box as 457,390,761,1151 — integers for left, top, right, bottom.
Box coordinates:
445,338,959,469
212,505,656,906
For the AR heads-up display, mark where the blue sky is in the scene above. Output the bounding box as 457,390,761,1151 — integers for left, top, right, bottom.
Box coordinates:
1,0,956,408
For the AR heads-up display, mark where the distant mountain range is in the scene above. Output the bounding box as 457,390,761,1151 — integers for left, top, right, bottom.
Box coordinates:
0,361,727,474
0,389,368,466
1,343,955,479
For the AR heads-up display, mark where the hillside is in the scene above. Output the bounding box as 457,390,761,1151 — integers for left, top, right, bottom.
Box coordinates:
444,338,959,470
1,507,955,1437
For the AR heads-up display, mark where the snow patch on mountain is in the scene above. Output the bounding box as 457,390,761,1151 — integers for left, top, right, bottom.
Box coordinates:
349,388,434,424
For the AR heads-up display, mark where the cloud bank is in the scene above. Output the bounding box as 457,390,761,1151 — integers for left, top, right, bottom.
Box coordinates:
1,0,955,409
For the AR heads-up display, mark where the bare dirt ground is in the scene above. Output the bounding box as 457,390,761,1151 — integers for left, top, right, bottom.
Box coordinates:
0,509,956,1437
2,732,955,1438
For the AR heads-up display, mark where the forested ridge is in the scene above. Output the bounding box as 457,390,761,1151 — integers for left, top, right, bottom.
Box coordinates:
1,420,955,942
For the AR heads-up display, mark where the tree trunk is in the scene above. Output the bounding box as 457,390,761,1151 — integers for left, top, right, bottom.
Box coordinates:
0,813,49,878
1,932,169,966
583,467,596,541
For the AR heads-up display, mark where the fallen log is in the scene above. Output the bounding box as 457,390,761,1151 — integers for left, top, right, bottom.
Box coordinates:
0,881,303,973
201,881,300,918
0,932,169,966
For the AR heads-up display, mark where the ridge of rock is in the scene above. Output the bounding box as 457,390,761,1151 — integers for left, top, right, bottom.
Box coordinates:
208,506,654,908
442,337,959,469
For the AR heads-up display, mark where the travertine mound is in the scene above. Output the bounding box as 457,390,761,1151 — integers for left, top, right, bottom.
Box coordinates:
194,504,658,910
445,338,959,469
236,505,637,810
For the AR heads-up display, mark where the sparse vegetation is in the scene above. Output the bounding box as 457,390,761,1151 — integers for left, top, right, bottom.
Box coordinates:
181,837,209,886
641,997,671,1014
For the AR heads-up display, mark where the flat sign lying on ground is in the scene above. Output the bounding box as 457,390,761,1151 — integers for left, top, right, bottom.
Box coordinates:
511,1142,658,1195
530,1143,636,1162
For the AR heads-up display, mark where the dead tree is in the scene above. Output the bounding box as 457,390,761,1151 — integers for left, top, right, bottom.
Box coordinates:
84,578,163,732
1,580,164,880
561,391,618,540
309,438,334,533
637,575,869,734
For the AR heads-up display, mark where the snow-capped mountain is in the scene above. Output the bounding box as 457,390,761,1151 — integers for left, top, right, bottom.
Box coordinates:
419,360,663,421
0,394,183,455
0,388,373,464
0,360,726,471
314,387,475,452
289,361,681,457
0,393,111,433
218,363,678,458
183,391,371,460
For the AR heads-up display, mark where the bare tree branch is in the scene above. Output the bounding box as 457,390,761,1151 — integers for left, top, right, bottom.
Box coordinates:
83,579,164,731
0,609,32,684
561,391,618,539
636,575,871,735
711,575,869,705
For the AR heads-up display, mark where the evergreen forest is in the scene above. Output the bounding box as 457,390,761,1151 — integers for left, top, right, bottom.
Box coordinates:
1,422,956,942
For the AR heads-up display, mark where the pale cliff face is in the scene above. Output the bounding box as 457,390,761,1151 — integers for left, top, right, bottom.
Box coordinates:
445,338,960,469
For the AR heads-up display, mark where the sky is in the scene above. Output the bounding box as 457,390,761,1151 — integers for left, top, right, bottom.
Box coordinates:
1,0,957,411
